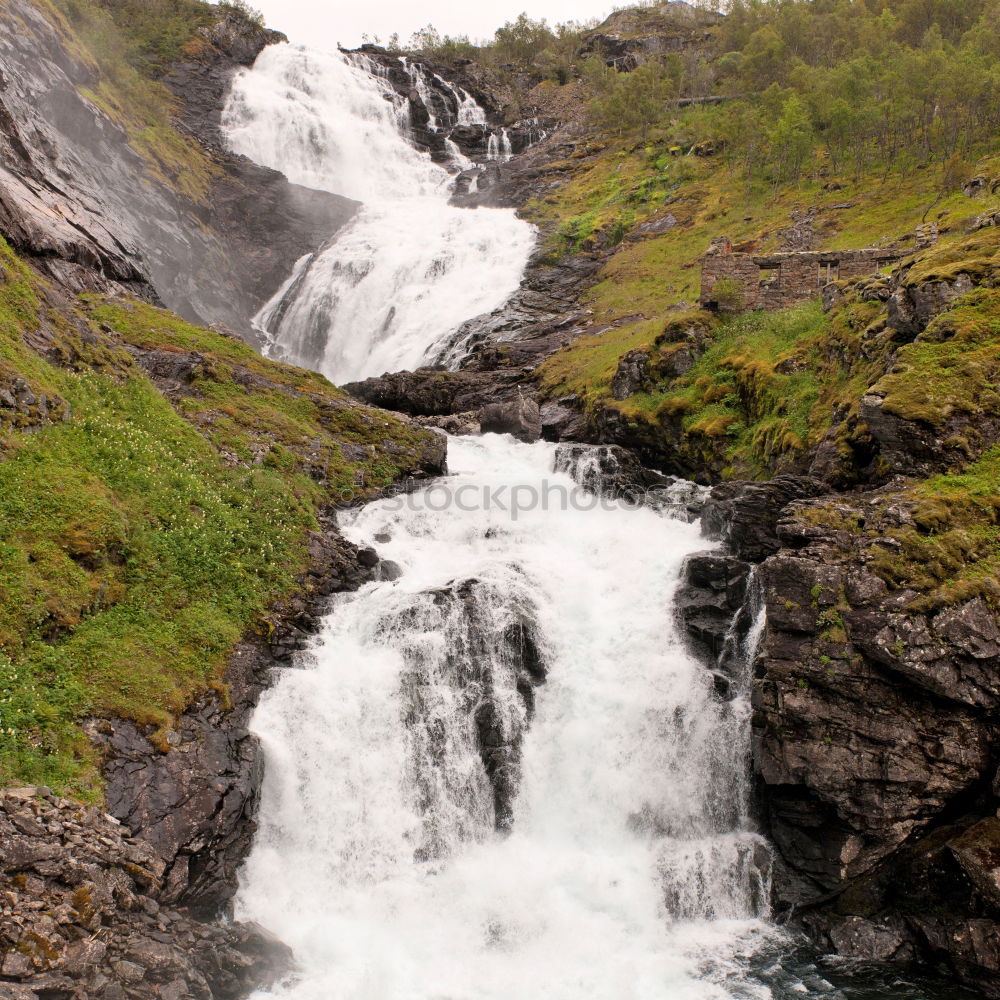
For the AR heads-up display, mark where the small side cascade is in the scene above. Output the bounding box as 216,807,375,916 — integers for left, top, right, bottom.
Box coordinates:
402,57,445,131
454,85,488,126
554,442,773,924
486,128,513,163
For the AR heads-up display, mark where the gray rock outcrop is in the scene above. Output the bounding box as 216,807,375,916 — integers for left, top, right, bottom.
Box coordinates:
0,1,355,341
0,786,291,1000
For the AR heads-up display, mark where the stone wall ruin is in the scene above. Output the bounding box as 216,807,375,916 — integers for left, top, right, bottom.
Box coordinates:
699,236,912,312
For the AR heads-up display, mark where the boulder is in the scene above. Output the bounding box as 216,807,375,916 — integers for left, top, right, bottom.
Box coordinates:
610,350,652,400
479,396,542,443
887,272,975,338
675,553,752,662
859,387,1000,478
539,398,588,442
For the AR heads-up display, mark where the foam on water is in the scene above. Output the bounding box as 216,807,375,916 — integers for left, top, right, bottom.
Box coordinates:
236,435,777,1000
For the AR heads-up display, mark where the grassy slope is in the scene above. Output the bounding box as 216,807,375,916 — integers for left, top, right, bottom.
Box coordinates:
532,135,996,404
519,103,1000,615
0,239,439,796
527,120,1000,474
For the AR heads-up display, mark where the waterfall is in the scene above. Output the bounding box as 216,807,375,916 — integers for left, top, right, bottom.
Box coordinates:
222,44,534,383
487,128,513,163
236,436,777,1000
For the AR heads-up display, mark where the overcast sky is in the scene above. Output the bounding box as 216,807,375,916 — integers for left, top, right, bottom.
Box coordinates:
253,1,618,50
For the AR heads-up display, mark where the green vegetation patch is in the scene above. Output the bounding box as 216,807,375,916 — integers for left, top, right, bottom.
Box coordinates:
867,446,1000,612
0,239,438,796
642,302,835,478
875,286,1000,428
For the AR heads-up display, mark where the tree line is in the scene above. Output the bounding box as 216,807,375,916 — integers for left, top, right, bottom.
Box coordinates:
401,0,1000,192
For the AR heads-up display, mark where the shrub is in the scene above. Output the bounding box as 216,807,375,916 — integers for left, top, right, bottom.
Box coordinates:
711,278,745,313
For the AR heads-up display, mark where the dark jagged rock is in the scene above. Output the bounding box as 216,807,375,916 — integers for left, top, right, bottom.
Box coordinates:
701,476,829,562
554,442,671,496
437,250,601,368
0,787,291,1000
676,554,752,663
391,578,546,838
611,350,652,400
950,818,1000,909
479,395,542,442
344,367,530,419
742,491,1000,994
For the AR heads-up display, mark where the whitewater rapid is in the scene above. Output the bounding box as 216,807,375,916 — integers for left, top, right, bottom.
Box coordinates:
236,435,775,1000
222,45,534,383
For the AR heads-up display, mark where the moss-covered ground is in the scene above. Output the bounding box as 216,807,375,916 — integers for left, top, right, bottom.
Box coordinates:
0,238,438,797
529,127,1000,481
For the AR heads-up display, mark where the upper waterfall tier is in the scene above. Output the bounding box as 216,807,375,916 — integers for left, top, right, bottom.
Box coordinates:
222,44,535,384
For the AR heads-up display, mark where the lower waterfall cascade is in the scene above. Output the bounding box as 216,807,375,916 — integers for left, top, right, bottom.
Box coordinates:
222,44,534,384
236,436,779,1000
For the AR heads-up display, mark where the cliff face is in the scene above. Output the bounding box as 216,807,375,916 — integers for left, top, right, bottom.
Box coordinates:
0,1,356,340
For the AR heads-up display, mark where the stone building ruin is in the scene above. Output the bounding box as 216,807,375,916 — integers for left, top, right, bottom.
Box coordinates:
698,234,926,312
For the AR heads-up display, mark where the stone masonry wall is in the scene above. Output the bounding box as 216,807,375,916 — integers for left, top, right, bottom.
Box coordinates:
700,238,906,311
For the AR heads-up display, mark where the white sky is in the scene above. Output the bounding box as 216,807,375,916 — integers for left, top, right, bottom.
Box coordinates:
253,0,618,50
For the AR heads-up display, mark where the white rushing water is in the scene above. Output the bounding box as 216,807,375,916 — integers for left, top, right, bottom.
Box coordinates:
222,45,535,383
237,435,776,1000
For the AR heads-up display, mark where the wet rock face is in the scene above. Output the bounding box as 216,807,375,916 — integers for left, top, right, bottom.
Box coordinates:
0,1,355,341
675,554,752,663
700,476,828,562
162,15,286,145
552,442,699,507
0,787,291,1000
749,495,1000,993
688,471,1000,994
479,396,542,443
390,578,547,840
